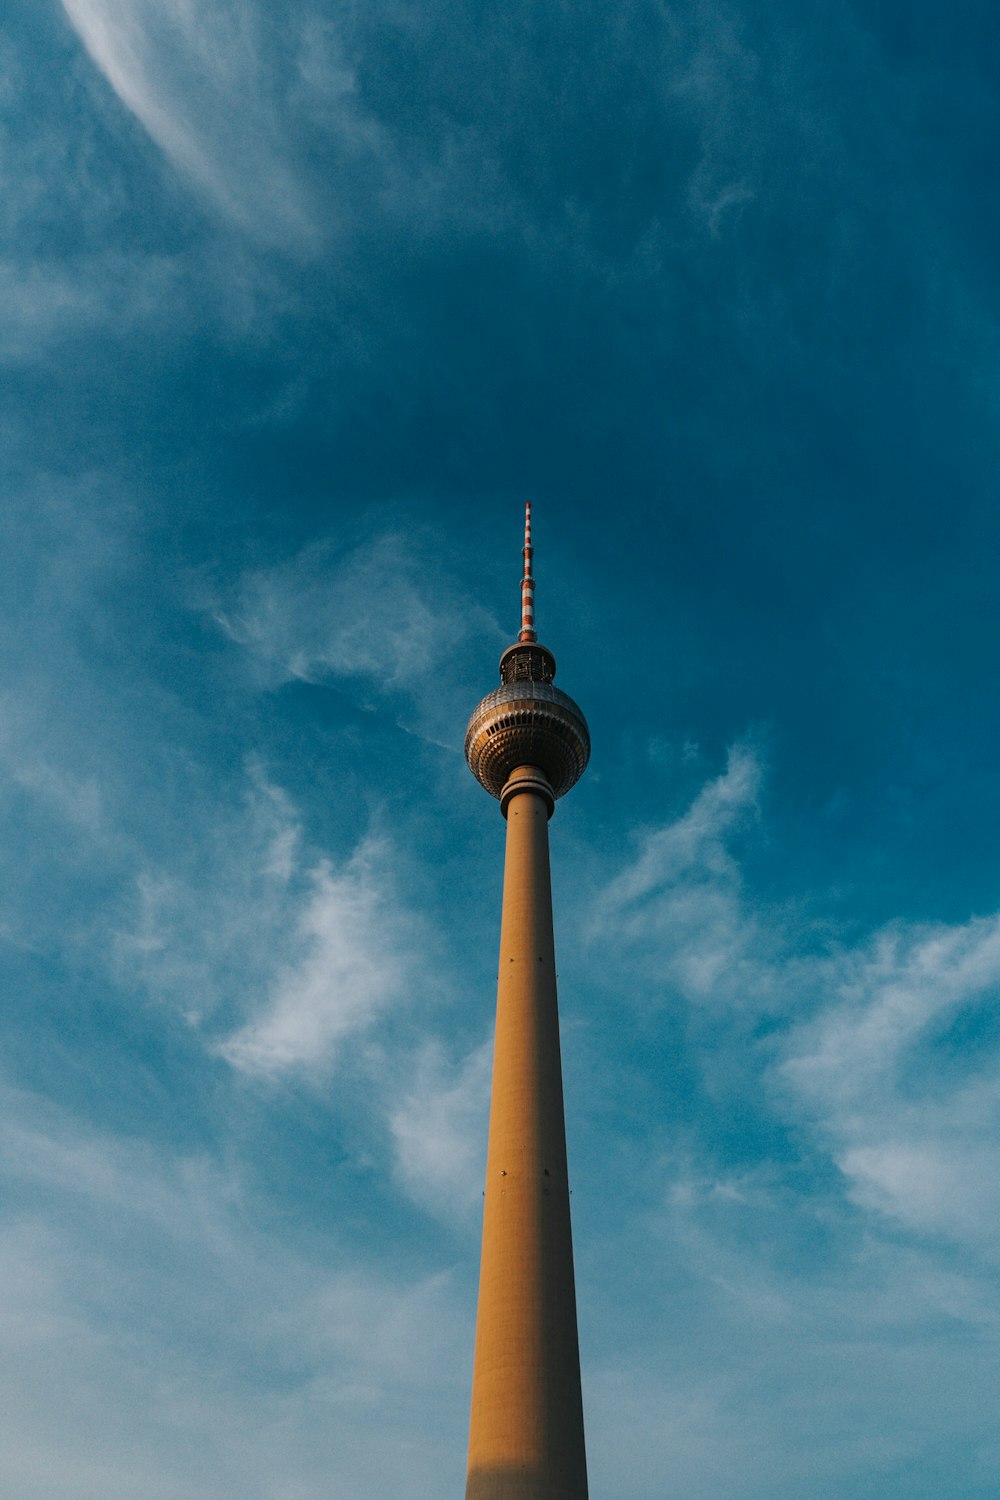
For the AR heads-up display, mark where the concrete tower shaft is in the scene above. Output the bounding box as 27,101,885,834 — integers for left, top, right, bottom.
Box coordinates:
464,506,589,1500
465,767,588,1500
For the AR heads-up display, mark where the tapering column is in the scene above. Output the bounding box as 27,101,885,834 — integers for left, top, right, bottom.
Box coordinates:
463,505,591,1500
465,766,588,1500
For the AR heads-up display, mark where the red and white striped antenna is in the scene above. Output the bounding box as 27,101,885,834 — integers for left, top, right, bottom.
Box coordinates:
519,501,536,642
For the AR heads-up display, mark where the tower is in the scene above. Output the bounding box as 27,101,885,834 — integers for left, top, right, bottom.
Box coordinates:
463,504,591,1500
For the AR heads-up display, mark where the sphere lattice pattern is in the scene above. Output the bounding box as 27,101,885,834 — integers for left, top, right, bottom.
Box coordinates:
465,680,590,801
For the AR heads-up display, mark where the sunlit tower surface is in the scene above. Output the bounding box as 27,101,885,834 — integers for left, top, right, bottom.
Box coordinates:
463,505,590,1500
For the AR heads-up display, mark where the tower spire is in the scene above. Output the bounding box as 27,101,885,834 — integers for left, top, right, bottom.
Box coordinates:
519,501,536,643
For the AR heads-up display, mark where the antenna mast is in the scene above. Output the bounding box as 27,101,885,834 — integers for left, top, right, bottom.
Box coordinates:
519,501,536,642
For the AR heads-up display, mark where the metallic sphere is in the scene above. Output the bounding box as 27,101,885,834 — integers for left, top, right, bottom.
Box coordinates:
465,678,590,802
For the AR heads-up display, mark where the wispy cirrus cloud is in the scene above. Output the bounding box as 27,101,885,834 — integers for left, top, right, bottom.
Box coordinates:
110,760,416,1077
0,1087,470,1498
595,747,1000,1274
780,915,1000,1256
389,1040,492,1223
60,0,327,249
575,758,1000,1492
56,0,784,274
213,530,501,746
218,834,410,1078
0,254,181,363
583,1219,1000,1500
113,764,309,1026
602,743,761,917
0,495,431,1091
593,743,772,1004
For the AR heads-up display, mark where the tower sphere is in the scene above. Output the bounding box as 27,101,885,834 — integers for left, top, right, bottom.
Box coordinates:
465,639,590,804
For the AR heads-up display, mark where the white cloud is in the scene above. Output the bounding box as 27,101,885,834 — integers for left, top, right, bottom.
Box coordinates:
840,1130,1000,1246
594,744,771,1003
782,917,1000,1103
220,836,408,1077
0,1093,238,1249
107,759,415,1076
583,1241,1000,1500
0,735,104,837
0,1090,471,1499
0,253,187,363
605,743,760,906
214,529,500,747
576,1134,1000,1499
389,1040,492,1221
218,533,453,688
112,764,304,1025
596,749,1000,1266
60,0,329,249
781,915,1000,1254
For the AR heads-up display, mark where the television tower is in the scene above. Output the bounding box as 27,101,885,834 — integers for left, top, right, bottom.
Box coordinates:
463,503,591,1500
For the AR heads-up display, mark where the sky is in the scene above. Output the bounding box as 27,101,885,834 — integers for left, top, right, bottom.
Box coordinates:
2,2,1000,1496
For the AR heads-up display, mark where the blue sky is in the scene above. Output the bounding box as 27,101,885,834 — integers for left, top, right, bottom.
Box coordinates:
3,2,999,1495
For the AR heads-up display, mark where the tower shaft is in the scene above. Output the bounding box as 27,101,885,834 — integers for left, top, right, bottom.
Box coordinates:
466,766,588,1500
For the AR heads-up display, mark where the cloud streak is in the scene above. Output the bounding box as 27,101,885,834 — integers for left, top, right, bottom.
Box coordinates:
214,529,501,747
596,748,1000,1274
0,1087,470,1498
594,744,772,1004
61,0,326,248
219,836,409,1077
390,1040,492,1223
781,916,1000,1256
107,761,417,1077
